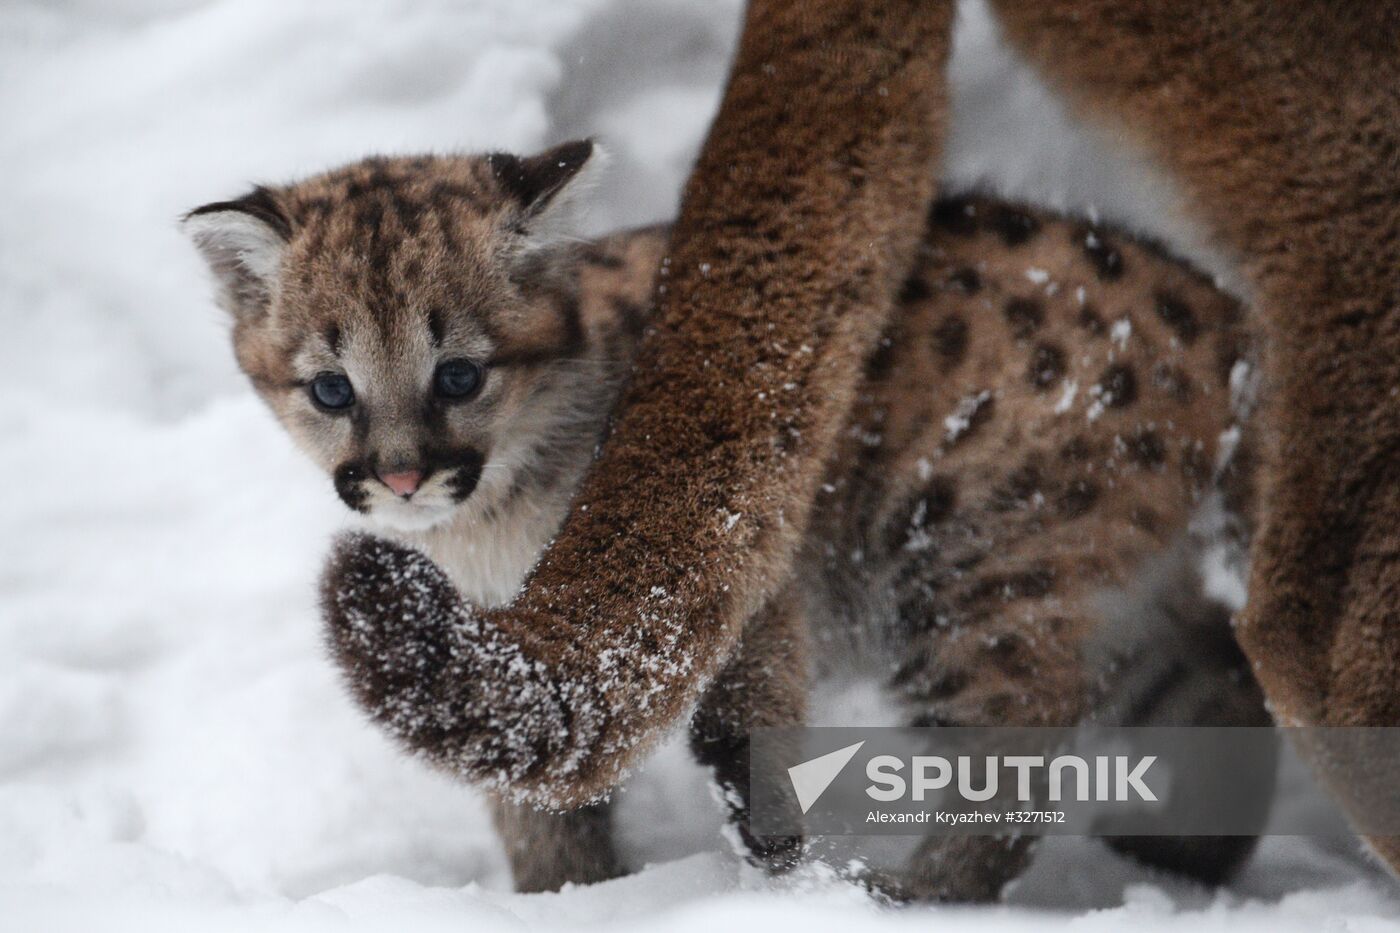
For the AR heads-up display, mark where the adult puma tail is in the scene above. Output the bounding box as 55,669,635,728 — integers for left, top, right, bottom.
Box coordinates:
320,0,956,806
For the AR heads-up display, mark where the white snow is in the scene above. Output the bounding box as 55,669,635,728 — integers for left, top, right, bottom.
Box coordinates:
1055,380,1080,415
1111,318,1133,351
1,0,1395,929
944,390,994,444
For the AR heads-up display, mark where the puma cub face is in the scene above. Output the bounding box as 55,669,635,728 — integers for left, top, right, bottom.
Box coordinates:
185,143,624,598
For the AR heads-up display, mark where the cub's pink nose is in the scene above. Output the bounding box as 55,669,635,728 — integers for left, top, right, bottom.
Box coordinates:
378,469,424,498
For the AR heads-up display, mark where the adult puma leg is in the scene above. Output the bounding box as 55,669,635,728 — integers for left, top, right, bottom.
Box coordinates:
689,584,810,872
988,0,1400,872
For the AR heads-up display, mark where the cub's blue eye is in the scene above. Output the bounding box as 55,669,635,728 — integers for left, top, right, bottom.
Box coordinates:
434,358,484,399
309,372,355,410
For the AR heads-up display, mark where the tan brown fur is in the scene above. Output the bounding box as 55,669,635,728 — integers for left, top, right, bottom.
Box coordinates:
807,193,1250,728
801,197,1260,897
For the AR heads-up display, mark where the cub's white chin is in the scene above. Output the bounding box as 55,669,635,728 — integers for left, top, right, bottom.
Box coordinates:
368,499,459,533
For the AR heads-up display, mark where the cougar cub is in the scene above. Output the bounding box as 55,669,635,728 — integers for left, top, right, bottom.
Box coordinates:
186,141,1267,896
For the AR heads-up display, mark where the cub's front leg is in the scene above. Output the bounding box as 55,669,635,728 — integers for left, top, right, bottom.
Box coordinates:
689,585,810,872
490,797,622,893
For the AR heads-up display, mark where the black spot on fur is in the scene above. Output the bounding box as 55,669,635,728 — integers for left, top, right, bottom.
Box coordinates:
984,634,1034,678
1027,342,1065,389
332,462,371,512
1125,428,1166,467
426,308,446,348
990,206,1040,246
1059,478,1100,518
989,460,1042,511
899,275,932,303
1060,436,1094,462
1131,504,1162,536
931,316,969,368
1078,304,1107,335
1151,363,1193,402
1082,228,1125,281
865,335,898,380
557,293,586,356
445,450,485,502
1154,291,1200,343
1096,364,1138,408
323,321,343,355
929,197,978,236
894,584,941,635
948,266,982,293
884,476,957,551
1004,297,1044,338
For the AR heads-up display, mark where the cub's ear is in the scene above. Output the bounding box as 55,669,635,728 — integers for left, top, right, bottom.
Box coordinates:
182,186,292,322
486,140,601,255
487,139,595,216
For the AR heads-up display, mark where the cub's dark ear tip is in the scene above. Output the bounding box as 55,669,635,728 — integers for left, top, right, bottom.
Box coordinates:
552,138,595,169
488,138,595,211
181,186,293,241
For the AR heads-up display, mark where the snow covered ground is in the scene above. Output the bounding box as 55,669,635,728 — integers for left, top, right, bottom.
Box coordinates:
1,0,1396,929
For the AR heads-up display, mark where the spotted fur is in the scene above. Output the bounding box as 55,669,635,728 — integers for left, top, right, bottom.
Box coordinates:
190,149,1262,893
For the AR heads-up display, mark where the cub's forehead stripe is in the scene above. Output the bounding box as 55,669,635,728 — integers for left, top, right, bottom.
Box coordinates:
427,307,447,348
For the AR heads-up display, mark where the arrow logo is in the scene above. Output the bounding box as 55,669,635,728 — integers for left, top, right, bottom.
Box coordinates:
787,741,865,814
